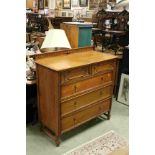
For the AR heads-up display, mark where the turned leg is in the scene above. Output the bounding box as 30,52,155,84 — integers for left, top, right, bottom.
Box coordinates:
107,111,111,120
40,123,44,132
103,111,111,120
55,137,60,147
41,127,61,146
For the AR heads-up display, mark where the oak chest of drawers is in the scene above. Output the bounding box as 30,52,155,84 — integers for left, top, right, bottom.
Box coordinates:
35,47,117,146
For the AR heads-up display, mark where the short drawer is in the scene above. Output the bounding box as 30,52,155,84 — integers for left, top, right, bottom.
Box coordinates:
61,72,113,98
92,61,115,75
61,66,90,84
61,85,112,116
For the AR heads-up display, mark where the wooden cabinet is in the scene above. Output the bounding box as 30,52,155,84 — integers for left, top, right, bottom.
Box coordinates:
61,22,93,48
35,47,117,146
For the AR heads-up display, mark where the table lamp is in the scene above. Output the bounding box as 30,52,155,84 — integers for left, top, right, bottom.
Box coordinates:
114,0,129,10
41,29,71,52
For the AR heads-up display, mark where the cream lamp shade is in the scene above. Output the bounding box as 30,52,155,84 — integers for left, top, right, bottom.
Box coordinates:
114,0,129,10
41,29,71,50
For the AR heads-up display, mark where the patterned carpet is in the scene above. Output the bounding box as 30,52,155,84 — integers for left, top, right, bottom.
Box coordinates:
63,130,128,155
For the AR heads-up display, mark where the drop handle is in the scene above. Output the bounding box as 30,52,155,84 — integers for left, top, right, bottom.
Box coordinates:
74,101,77,107
101,77,103,81
74,85,77,92
93,66,97,73
73,118,77,124
98,106,102,111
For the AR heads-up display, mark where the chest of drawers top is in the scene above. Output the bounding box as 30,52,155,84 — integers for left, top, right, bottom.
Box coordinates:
35,50,117,71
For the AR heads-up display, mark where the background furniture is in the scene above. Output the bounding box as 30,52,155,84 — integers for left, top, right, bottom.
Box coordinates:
92,9,129,52
116,46,129,99
26,13,49,33
26,13,73,32
61,22,93,48
26,81,38,124
47,17,73,29
35,47,118,146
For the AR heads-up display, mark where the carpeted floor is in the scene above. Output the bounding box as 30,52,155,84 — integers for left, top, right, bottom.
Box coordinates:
26,98,128,155
63,130,128,155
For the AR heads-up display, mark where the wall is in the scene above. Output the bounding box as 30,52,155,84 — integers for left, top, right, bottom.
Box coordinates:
26,0,34,9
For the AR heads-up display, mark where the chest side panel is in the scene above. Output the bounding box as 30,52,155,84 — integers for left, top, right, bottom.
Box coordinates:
36,65,60,134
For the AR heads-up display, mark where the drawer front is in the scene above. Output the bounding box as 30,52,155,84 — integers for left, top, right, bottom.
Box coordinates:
61,85,112,115
61,115,74,132
61,66,90,84
61,99,111,132
98,99,111,115
75,104,99,126
61,72,113,98
92,61,115,75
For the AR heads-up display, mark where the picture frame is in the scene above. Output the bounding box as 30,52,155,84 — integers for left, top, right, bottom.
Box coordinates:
61,11,67,17
86,11,93,17
63,0,71,9
67,11,74,17
117,73,129,105
44,0,48,7
79,0,88,7
89,0,98,10
38,0,44,10
72,0,79,7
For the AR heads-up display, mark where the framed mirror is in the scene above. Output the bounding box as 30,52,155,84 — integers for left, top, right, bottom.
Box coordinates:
38,0,44,10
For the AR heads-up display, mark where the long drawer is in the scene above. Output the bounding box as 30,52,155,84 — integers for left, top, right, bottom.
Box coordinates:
61,85,112,116
61,72,113,98
61,98,111,133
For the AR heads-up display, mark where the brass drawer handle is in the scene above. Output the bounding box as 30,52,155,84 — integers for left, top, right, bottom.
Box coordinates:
67,74,85,80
